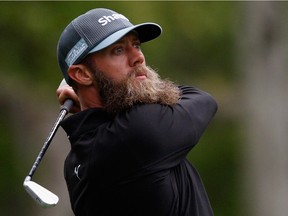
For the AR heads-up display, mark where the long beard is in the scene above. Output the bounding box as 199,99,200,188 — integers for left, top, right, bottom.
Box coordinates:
92,65,181,113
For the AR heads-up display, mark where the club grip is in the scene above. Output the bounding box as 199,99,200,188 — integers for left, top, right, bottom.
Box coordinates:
60,99,74,112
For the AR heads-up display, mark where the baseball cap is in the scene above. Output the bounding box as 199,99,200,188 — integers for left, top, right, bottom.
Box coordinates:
57,8,162,85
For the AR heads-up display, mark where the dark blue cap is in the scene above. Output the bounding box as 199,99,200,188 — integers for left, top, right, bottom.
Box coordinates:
57,8,162,85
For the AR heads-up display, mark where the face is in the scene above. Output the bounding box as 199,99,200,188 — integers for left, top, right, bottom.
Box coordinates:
90,32,146,83
83,32,181,113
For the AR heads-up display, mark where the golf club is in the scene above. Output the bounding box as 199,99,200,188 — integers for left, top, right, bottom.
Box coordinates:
23,79,73,208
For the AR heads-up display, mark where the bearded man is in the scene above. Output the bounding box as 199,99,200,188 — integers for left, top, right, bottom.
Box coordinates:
56,8,217,216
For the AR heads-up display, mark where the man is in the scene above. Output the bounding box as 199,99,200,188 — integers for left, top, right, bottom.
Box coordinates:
56,8,217,216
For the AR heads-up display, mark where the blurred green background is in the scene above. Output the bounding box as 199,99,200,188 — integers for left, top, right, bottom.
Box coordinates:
1,1,288,216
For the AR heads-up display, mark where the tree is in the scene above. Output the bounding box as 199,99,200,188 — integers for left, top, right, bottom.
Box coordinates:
237,2,288,216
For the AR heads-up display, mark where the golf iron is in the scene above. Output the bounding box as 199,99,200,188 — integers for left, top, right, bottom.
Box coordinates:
23,80,73,208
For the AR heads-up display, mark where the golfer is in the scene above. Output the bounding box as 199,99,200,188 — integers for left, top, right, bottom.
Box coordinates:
56,8,217,216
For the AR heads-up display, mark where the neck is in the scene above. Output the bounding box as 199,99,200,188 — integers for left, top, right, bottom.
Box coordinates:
77,85,104,111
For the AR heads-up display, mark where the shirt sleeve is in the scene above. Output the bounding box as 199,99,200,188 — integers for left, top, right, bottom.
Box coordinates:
115,86,218,169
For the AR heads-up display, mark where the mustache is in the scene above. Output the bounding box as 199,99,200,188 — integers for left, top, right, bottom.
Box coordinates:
128,65,149,78
92,63,180,113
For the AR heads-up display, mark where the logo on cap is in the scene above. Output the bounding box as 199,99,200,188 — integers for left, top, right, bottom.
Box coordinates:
65,38,88,66
98,13,129,26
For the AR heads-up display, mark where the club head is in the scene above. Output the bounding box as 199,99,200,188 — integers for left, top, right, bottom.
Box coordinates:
23,176,59,208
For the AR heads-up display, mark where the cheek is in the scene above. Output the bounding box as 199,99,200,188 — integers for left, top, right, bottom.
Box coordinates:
107,62,131,81
96,54,139,82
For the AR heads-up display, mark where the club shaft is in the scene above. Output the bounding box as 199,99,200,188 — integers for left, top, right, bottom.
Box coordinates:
28,109,67,177
28,99,73,178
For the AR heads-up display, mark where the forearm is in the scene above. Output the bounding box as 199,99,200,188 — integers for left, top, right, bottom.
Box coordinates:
178,86,218,140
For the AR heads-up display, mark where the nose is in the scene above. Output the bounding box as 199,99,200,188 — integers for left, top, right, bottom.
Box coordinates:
128,47,144,67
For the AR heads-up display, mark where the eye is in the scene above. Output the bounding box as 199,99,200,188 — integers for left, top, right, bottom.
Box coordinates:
113,46,124,55
134,41,141,50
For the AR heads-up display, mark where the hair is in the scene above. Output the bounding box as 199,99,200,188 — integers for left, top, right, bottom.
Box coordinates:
82,57,181,113
68,50,181,113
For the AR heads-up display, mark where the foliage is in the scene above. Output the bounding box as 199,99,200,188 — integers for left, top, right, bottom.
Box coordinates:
0,2,240,215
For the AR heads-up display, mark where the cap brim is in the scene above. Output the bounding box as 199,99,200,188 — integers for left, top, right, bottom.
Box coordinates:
88,22,162,54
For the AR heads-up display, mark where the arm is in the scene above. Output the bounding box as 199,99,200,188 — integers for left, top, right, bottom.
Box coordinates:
120,86,217,166
176,86,218,142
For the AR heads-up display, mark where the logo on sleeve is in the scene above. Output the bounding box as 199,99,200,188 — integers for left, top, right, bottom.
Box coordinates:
74,164,81,180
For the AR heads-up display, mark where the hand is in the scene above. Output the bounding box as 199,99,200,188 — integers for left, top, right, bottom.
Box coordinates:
56,82,81,113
